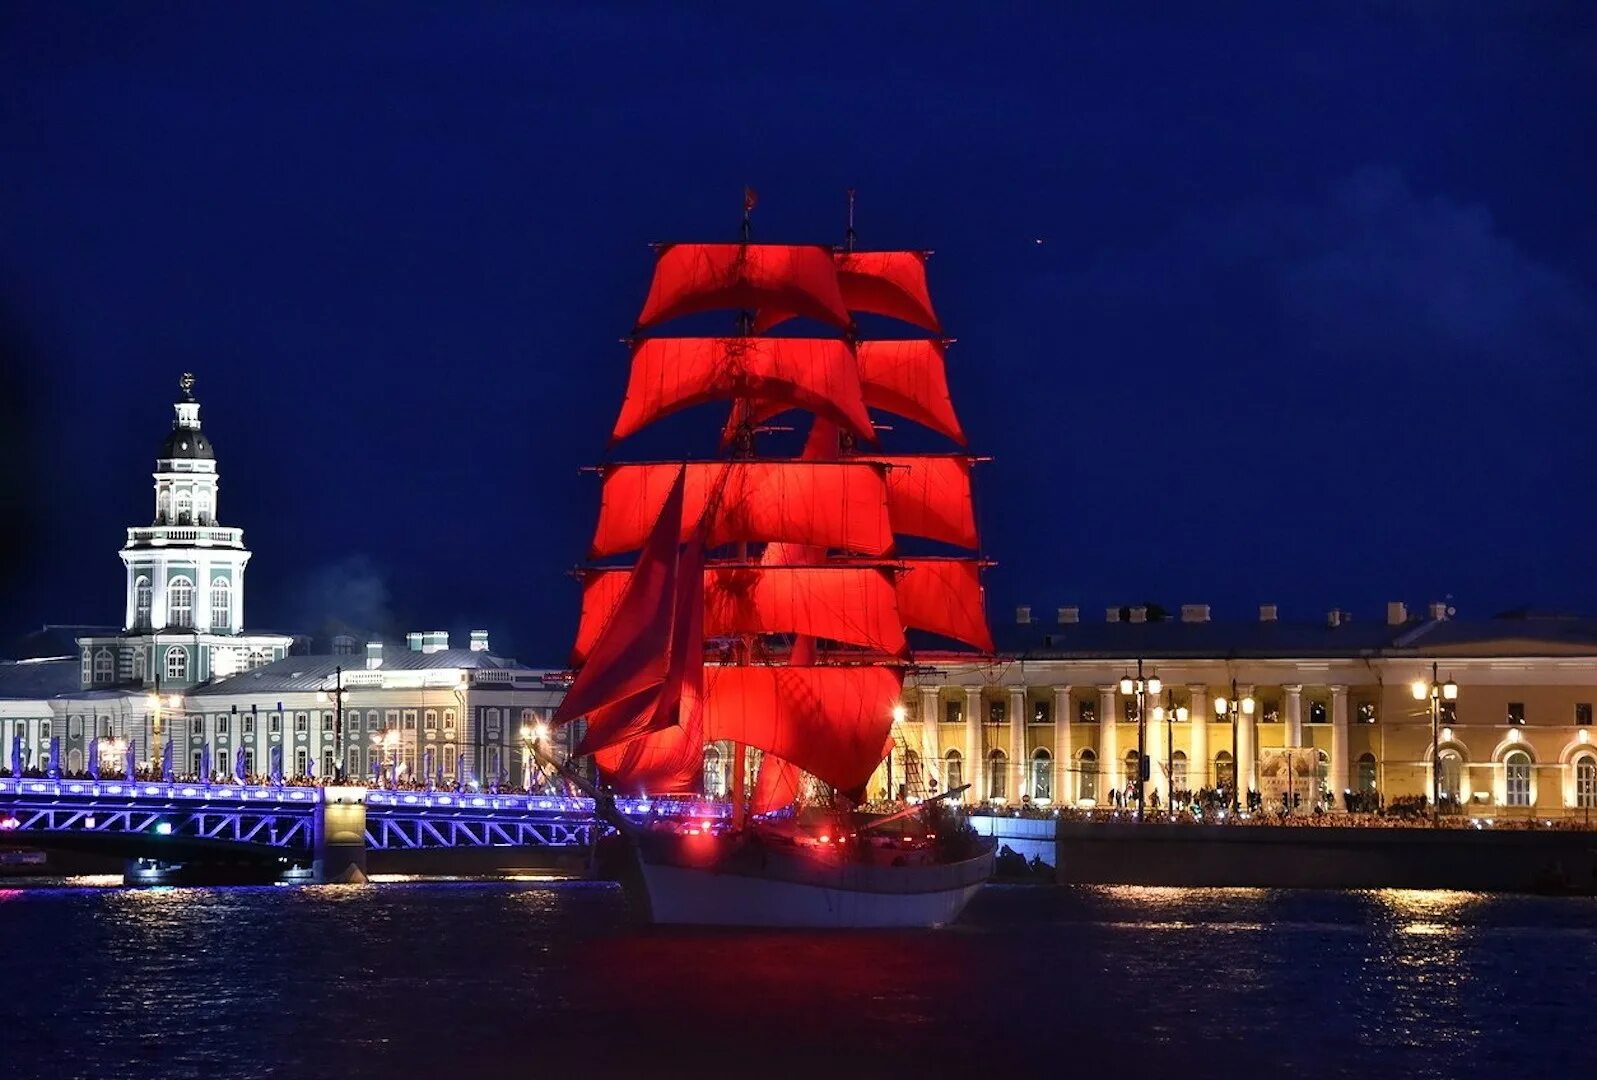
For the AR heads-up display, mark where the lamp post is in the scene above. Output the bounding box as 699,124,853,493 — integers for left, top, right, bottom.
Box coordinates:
520,721,548,791
1119,660,1160,819
1213,679,1256,813
1153,691,1189,811
381,728,401,789
315,665,346,782
1410,662,1459,826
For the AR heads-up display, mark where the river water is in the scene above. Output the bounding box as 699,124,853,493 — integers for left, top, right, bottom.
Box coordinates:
0,877,1589,1078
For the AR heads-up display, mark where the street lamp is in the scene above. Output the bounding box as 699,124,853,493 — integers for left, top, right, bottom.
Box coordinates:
520,721,549,791
1213,680,1256,813
1411,662,1459,825
1152,691,1189,812
1118,660,1161,819
315,665,346,782
381,728,401,789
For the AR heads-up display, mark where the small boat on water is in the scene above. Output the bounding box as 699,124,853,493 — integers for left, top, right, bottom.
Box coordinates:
549,192,998,927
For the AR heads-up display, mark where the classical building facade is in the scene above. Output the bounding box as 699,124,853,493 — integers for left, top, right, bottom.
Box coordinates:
0,378,563,785
887,603,1597,816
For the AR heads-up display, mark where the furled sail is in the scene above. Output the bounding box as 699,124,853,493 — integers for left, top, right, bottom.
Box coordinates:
636,243,850,331
574,564,907,664
612,337,872,444
754,251,940,333
589,460,895,558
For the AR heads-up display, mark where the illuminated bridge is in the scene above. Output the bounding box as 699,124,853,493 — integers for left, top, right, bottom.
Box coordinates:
0,777,718,883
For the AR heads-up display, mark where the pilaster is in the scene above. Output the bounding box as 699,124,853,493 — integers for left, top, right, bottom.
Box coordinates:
963,687,982,801
1284,684,1303,748
1187,684,1209,789
1330,685,1350,811
1052,685,1071,803
1098,685,1118,799
1008,686,1026,799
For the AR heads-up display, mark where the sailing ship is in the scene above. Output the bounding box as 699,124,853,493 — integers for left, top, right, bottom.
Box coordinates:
551,193,997,927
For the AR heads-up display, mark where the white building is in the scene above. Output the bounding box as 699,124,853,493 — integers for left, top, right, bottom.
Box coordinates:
0,377,565,784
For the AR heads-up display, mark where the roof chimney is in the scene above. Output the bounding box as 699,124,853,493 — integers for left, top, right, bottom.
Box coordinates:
1327,608,1346,628
1428,601,1451,621
469,630,489,653
1180,604,1211,623
1106,607,1122,623
1015,606,1032,624
1057,606,1079,624
1259,604,1278,622
1128,606,1148,624
365,640,383,670
407,632,424,652
1387,601,1408,626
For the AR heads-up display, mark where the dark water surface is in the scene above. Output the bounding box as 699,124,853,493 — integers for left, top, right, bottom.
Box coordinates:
0,877,1589,1078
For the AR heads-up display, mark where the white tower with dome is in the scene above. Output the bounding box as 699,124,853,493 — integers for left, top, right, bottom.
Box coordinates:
76,375,290,690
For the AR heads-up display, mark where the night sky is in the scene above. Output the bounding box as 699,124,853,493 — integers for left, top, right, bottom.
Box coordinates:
2,3,1595,662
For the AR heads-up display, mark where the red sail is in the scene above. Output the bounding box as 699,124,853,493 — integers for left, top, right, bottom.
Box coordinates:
575,565,906,663
593,719,704,795
557,468,687,730
590,461,893,558
751,754,802,815
701,666,903,792
896,558,994,653
723,340,965,445
612,337,872,444
863,455,978,549
857,340,965,444
755,251,940,333
636,244,850,331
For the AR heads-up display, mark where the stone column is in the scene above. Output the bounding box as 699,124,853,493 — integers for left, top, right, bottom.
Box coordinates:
1330,685,1350,811
1237,684,1256,797
964,687,983,801
1284,684,1303,748
1052,685,1072,804
1008,686,1026,800
1187,685,1209,790
919,685,940,786
1098,685,1118,801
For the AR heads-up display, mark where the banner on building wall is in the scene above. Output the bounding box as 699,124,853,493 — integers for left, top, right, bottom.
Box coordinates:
1258,748,1321,809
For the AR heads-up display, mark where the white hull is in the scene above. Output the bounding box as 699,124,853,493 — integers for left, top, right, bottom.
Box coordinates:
634,839,994,928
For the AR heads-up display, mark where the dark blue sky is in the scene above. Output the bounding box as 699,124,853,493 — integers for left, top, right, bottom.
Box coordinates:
3,3,1595,660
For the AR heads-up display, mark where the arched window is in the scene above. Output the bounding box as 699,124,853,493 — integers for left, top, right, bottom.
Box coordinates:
1438,749,1464,802
93,649,113,684
1124,750,1141,793
1316,749,1330,791
1171,750,1189,793
1504,750,1532,807
134,576,152,628
986,749,1007,800
157,489,171,524
68,715,82,738
1575,754,1597,809
486,746,501,780
1077,749,1098,803
943,749,963,794
68,748,82,773
174,491,192,525
167,576,194,628
165,646,188,682
423,747,436,778
1357,753,1377,794
703,745,726,798
196,491,212,525
210,578,231,629
1215,750,1235,792
1030,748,1052,800
485,709,502,738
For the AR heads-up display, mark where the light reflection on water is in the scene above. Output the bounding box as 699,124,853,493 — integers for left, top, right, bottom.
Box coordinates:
0,879,1592,1078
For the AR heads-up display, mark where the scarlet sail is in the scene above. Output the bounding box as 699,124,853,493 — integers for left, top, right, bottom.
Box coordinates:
612,337,872,444
637,244,850,331
755,251,940,333
700,666,904,792
590,460,894,558
895,558,994,652
560,218,993,806
575,564,907,664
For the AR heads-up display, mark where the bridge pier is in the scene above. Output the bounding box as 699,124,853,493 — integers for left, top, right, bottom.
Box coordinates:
314,786,369,884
